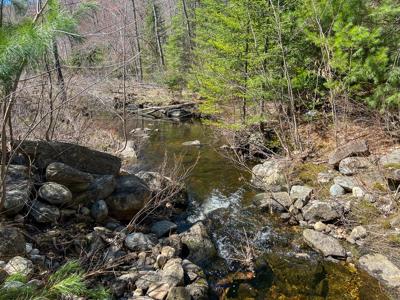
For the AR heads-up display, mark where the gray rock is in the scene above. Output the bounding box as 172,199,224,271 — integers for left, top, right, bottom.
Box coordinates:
180,222,217,265
334,176,358,192
352,187,365,198
167,287,191,300
380,149,400,167
151,220,177,238
339,157,373,176
125,233,156,251
2,165,33,215
4,256,33,276
91,200,108,222
74,175,116,205
0,227,26,259
30,200,60,223
328,140,369,167
303,229,346,258
136,171,171,193
161,246,176,259
302,201,341,222
359,254,400,289
251,159,289,191
290,185,313,203
105,175,151,220
162,258,184,287
253,193,290,213
349,225,367,241
46,162,93,192
147,282,170,300
314,221,327,232
182,259,205,282
317,171,336,184
135,271,162,290
186,278,209,300
329,184,345,197
15,140,121,175
38,182,72,205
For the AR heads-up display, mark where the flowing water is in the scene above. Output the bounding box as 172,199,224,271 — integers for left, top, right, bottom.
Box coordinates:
123,118,389,299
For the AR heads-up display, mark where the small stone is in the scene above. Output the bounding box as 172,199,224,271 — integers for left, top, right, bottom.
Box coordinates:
352,187,365,198
30,248,39,256
4,256,33,276
91,200,109,222
182,140,201,146
349,226,367,241
156,254,167,269
25,243,33,254
280,213,291,221
151,220,177,238
314,221,327,232
330,184,346,197
334,176,358,192
147,282,170,300
80,207,91,216
299,221,308,227
133,288,144,296
161,246,176,259
30,254,45,266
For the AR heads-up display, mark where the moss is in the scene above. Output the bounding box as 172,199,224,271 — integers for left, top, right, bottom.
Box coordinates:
388,234,400,246
372,182,386,192
294,162,328,186
350,200,380,225
383,163,400,169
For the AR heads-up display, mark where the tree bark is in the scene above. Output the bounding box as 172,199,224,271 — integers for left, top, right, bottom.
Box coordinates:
152,1,165,67
131,0,143,81
0,0,4,28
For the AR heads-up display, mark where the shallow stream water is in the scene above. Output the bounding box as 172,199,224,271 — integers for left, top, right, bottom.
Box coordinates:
123,118,389,300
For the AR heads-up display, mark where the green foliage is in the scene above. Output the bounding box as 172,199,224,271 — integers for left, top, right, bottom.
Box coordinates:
0,260,109,300
0,0,77,93
70,46,105,67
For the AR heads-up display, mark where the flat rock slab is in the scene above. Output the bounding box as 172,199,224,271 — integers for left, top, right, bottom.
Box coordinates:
359,254,400,289
328,140,369,167
303,229,346,258
14,140,121,175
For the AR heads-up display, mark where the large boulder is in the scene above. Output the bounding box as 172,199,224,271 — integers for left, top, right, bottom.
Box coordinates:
359,254,400,289
105,175,151,220
328,140,369,167
74,175,116,206
46,162,93,192
302,200,341,222
0,226,26,260
38,182,72,205
339,157,373,176
303,229,346,258
180,222,217,265
251,159,289,191
2,165,33,215
14,140,121,175
253,192,292,213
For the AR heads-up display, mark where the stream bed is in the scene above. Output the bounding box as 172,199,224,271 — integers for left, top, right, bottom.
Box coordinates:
123,118,389,299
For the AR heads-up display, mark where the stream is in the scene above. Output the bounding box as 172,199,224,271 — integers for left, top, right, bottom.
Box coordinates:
123,118,389,299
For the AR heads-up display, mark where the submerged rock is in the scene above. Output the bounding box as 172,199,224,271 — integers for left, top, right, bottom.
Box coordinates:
328,140,369,167
303,229,346,258
359,254,400,289
180,222,217,265
38,182,72,205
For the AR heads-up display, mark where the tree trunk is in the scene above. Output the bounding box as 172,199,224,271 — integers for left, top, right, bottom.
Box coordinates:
152,1,165,67
0,0,4,28
53,38,67,103
131,0,143,81
181,0,193,50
